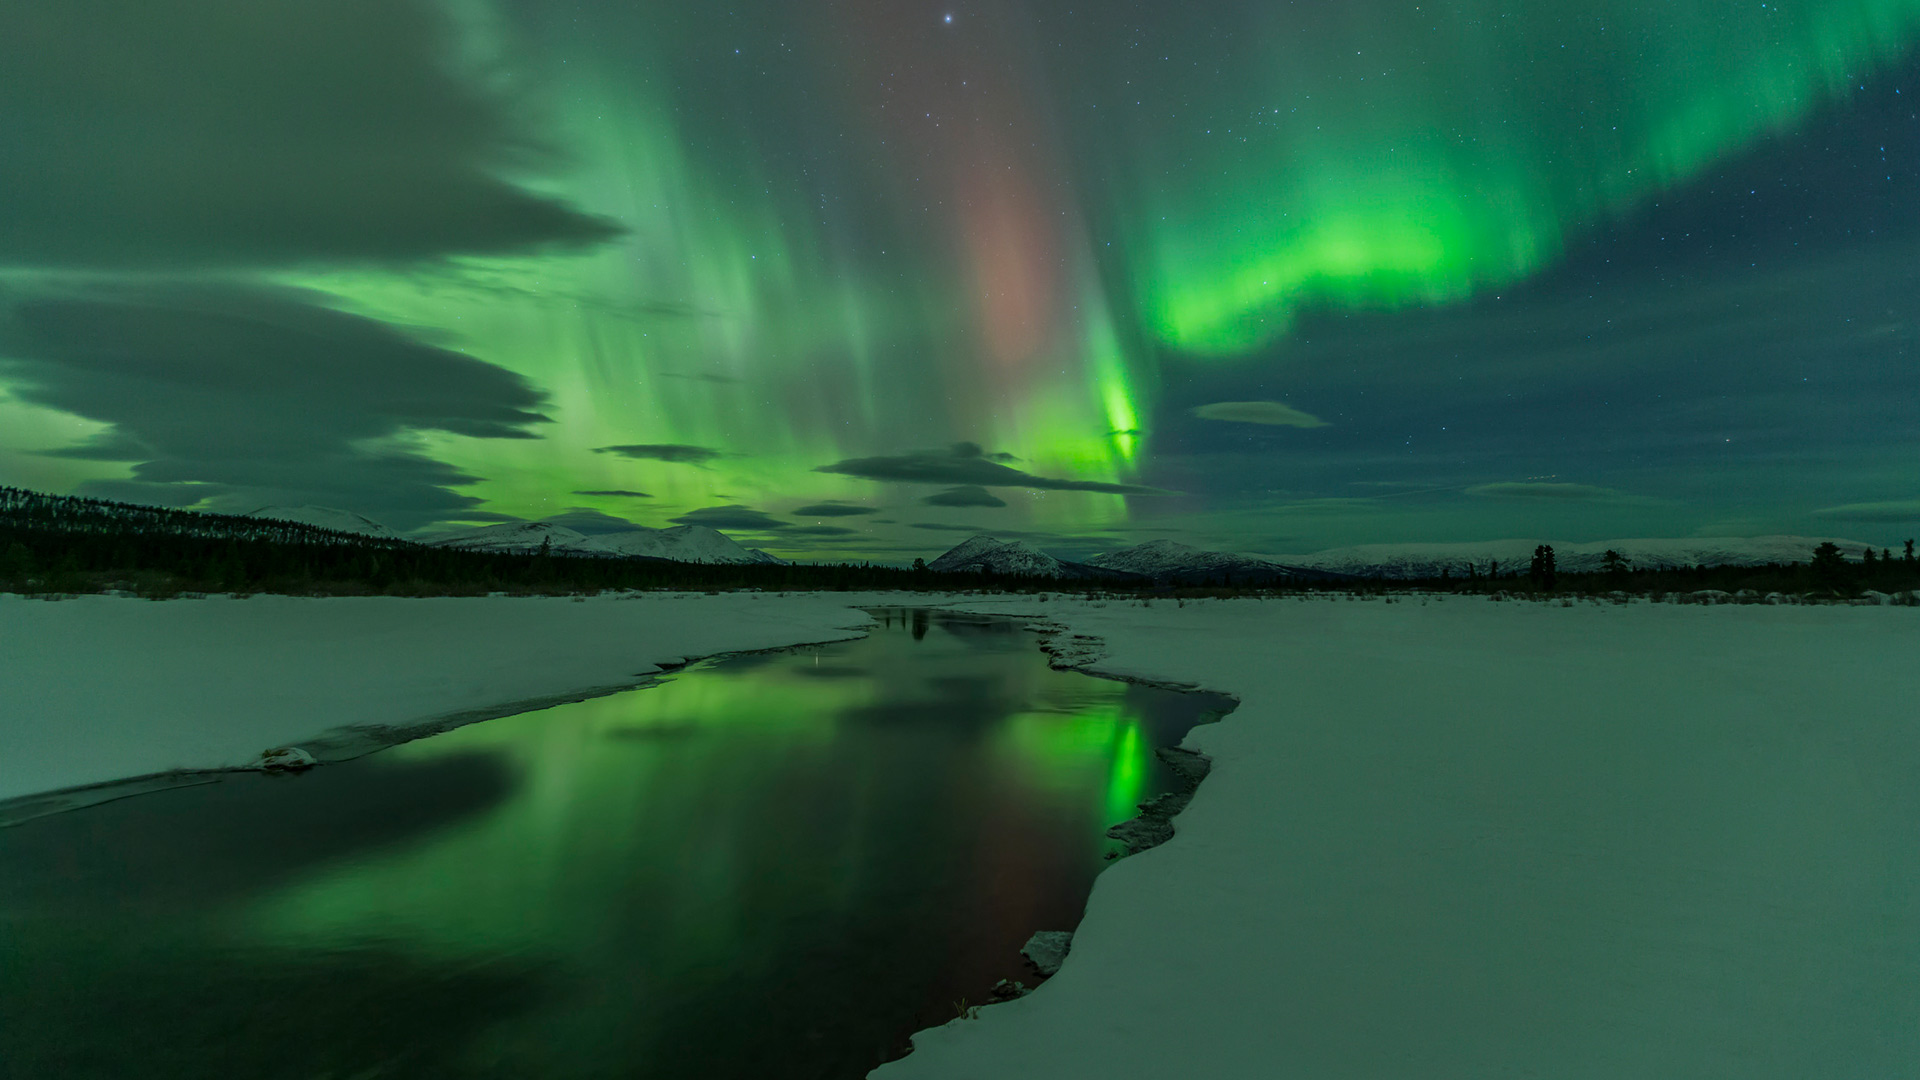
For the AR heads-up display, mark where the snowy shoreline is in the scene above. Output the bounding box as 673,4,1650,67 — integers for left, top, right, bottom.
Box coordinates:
876,594,1920,1079
6,591,1918,1078
0,591,925,814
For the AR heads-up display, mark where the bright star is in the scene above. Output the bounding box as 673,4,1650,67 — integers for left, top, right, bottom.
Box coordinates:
943,13,953,24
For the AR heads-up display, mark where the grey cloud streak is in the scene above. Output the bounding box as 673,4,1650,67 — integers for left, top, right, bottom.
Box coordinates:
817,442,1171,496
0,283,553,528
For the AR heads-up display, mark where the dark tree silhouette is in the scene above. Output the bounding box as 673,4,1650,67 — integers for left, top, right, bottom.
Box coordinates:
1529,544,1557,590
1809,541,1848,586
1601,549,1628,576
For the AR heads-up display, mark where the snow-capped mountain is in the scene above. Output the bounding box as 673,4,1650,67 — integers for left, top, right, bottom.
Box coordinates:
929,535,1066,576
1290,535,1877,579
427,521,600,555
586,525,785,565
1086,539,1321,583
244,505,402,541
927,535,1141,580
426,520,786,565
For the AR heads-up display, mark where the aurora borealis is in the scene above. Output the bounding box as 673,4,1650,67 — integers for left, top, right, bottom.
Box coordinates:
2,1,1916,558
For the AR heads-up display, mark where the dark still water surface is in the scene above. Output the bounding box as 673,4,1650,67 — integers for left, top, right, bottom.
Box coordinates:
0,609,1230,1079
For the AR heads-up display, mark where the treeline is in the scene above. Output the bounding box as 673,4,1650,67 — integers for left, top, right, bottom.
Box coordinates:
1159,541,1920,601
4,486,1916,601
0,487,1057,597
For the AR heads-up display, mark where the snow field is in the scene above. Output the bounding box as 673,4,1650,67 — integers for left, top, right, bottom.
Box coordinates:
876,595,1920,1079
0,591,900,802
3,591,1915,1078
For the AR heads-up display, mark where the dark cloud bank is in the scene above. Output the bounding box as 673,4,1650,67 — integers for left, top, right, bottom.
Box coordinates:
922,485,1007,508
0,1,637,526
0,0,617,269
669,505,853,537
594,444,726,466
817,442,1168,496
793,502,878,517
0,284,552,528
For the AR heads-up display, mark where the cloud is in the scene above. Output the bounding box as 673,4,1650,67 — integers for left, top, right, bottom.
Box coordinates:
1464,482,1630,501
1811,498,1920,523
660,371,737,383
792,502,878,517
0,0,618,270
539,508,642,535
816,442,1171,496
949,442,1022,463
0,283,552,529
440,510,526,524
1191,401,1329,428
787,525,857,536
1274,497,1385,514
572,489,652,498
908,523,1059,540
668,505,791,532
922,485,1008,508
593,444,725,466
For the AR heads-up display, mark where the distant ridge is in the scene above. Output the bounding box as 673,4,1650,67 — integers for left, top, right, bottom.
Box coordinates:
1,486,405,548
583,524,786,565
1086,539,1331,583
928,535,1141,580
428,519,784,565
244,505,402,541
426,520,595,554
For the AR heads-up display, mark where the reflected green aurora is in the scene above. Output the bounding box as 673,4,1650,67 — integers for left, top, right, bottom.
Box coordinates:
0,610,1230,1078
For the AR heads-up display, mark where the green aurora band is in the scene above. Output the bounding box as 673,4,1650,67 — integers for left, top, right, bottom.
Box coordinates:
303,0,1920,538
64,0,1916,545
1068,0,1920,354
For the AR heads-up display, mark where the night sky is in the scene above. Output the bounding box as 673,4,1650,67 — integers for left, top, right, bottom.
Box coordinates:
2,1,1915,559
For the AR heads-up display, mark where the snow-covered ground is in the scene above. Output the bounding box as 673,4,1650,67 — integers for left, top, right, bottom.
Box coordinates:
3,591,1915,1076
0,591,896,803
877,595,1920,1079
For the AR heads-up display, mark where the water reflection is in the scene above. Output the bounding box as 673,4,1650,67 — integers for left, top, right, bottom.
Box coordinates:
0,609,1229,1079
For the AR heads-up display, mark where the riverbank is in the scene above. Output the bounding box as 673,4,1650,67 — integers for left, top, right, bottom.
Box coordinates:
873,594,1920,1078
0,590,925,809
5,591,1916,1076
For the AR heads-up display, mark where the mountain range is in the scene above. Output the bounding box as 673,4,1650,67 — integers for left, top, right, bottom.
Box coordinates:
245,505,404,541
927,535,1139,580
427,520,784,565
1085,539,1327,583
247,507,783,565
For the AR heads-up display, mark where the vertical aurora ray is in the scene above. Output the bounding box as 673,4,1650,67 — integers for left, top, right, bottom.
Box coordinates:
278,0,1155,533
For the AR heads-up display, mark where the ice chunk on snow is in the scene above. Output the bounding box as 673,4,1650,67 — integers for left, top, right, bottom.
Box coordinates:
1021,931,1073,976
252,746,315,771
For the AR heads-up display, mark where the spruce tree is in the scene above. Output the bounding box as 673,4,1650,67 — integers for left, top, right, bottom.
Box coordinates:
1529,545,1557,590
1810,541,1847,586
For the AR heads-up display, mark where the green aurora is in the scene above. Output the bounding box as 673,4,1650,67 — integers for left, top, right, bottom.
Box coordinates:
1,0,1916,556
